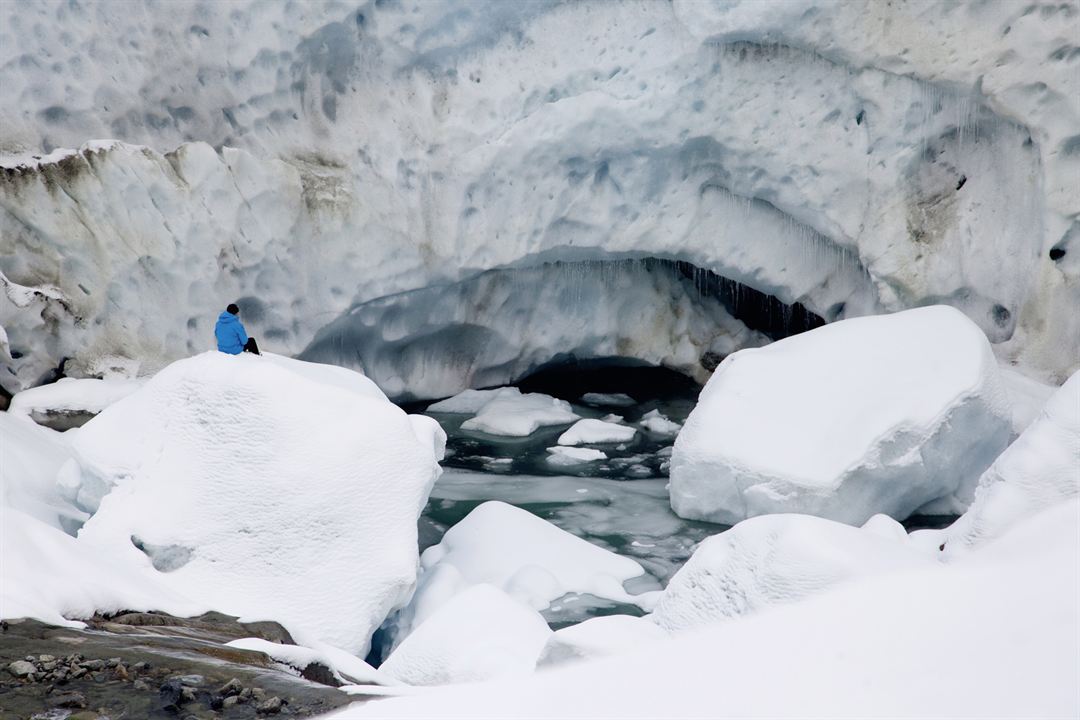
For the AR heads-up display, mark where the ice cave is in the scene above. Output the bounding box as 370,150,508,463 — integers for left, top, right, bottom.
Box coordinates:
1,1,1077,718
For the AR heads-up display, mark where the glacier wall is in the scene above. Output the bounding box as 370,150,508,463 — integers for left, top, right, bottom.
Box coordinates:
1,0,1077,396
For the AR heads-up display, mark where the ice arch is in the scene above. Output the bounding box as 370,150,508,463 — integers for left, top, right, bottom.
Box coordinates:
298,258,829,402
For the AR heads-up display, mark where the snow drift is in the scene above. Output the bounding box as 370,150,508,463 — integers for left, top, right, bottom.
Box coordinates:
66,351,443,655
669,306,1013,525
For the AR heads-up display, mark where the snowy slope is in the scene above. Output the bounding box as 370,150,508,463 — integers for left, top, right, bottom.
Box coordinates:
2,0,1077,395
327,499,1080,719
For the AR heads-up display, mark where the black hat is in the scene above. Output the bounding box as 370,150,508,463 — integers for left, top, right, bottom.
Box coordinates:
226,303,240,315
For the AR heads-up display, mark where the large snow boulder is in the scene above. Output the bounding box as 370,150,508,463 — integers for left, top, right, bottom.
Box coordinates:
0,412,80,529
380,584,552,686
387,501,655,650
650,513,929,634
670,306,1012,525
945,371,1079,556
71,352,444,655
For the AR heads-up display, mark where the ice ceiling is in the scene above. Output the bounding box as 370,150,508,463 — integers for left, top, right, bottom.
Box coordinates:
1,0,1077,397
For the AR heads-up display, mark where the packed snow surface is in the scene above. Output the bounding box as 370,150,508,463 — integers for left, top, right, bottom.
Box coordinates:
670,306,1013,525
0,411,80,528
68,352,443,655
380,584,552,686
329,499,1080,719
458,389,579,437
557,419,636,446
945,371,1080,555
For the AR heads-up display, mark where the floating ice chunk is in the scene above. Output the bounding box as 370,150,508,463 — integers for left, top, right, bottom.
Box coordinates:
545,446,607,465
670,307,1013,525
71,352,443,655
637,409,682,437
538,614,669,667
380,584,551,686
458,389,579,437
580,393,637,407
944,371,1079,556
557,418,636,445
426,388,510,414
416,501,652,614
225,637,395,686
650,513,930,634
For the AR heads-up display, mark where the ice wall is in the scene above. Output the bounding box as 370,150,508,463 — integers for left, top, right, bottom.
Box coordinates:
1,0,1077,394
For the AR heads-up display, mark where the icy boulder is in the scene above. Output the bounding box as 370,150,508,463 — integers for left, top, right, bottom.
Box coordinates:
670,307,1013,525
458,389,579,437
380,584,551,686
650,513,929,634
389,501,655,648
71,352,444,655
945,371,1080,556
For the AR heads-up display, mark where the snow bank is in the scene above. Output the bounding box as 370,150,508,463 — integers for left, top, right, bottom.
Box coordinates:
379,585,551,686
557,419,636,445
650,513,929,634
459,389,579,437
70,351,443,655
998,365,1057,434
670,307,1013,525
537,615,668,667
0,412,80,528
1,510,203,628
545,446,607,466
945,371,1080,556
332,499,1079,719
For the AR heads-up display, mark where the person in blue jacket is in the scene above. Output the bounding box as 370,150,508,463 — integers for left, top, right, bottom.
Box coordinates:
214,303,260,355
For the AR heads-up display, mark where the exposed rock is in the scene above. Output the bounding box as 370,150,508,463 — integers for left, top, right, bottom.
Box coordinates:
7,659,34,678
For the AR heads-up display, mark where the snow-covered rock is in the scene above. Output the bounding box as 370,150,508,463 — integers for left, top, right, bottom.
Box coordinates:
636,410,682,438
390,502,654,647
537,615,668,667
380,584,551,686
670,306,1013,525
944,371,1080,556
545,446,607,466
557,418,636,446
8,377,145,426
650,513,929,634
459,389,579,437
69,351,443,655
2,2,1076,397
331,499,1080,719
225,637,394,687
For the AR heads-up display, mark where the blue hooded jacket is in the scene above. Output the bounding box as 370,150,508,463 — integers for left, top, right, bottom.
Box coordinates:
214,311,248,354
